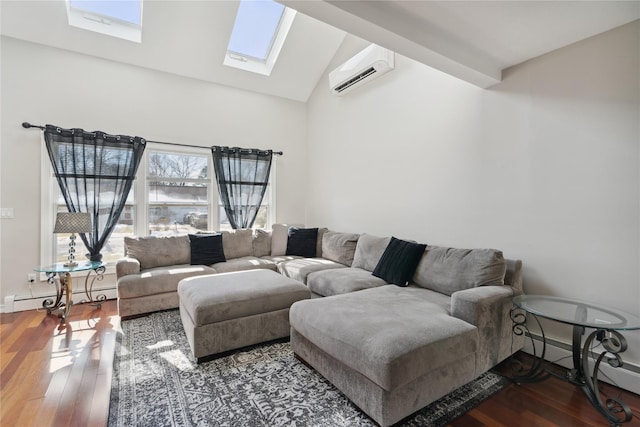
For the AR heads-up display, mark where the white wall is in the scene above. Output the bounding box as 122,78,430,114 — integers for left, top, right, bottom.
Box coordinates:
306,22,640,365
0,36,308,306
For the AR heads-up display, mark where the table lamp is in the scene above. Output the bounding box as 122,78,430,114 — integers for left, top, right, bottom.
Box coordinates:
54,212,92,267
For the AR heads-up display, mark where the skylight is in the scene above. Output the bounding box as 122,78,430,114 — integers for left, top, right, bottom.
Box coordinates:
224,0,296,76
66,0,143,43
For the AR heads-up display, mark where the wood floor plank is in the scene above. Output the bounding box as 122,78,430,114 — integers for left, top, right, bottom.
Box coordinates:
2,300,640,427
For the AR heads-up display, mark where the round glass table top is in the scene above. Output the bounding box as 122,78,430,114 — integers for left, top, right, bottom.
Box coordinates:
34,261,104,274
513,295,640,331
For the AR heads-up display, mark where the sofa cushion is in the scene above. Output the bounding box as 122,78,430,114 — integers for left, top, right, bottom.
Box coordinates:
211,256,276,273
307,267,387,297
271,224,303,256
413,246,506,296
260,255,302,264
373,237,427,287
252,229,271,257
124,235,190,270
289,285,478,391
286,227,319,257
351,234,391,272
117,264,216,298
189,234,226,265
277,258,347,284
221,229,253,260
315,227,328,257
321,231,360,266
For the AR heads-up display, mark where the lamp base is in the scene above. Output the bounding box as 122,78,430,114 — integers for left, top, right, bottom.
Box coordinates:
63,261,78,268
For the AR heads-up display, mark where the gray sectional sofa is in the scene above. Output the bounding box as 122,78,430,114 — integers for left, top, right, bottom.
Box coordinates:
115,224,523,426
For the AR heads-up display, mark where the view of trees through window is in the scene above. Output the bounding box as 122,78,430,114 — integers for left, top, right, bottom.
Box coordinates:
148,151,210,236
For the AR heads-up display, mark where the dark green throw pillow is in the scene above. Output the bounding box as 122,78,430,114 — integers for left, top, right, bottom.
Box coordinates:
286,227,319,258
189,233,226,265
373,237,427,286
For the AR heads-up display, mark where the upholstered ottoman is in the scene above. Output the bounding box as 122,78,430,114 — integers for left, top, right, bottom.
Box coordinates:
290,285,479,427
178,269,310,362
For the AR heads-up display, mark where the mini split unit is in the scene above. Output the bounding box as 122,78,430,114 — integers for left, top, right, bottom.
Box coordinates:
329,44,395,96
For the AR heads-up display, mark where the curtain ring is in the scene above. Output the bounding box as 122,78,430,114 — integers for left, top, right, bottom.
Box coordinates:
56,127,62,133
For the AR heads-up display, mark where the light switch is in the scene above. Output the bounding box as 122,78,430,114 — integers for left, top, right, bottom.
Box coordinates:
0,208,14,218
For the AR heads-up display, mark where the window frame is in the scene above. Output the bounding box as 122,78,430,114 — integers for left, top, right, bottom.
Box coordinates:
144,146,215,236
223,2,296,76
65,0,143,43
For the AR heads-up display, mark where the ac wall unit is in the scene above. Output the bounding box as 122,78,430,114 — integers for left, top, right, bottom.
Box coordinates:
329,44,395,96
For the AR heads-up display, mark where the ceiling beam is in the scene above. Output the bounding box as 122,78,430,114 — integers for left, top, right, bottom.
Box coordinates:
280,0,502,88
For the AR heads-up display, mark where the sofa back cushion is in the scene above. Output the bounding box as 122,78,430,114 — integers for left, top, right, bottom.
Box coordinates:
124,235,190,270
271,223,303,256
221,229,253,259
321,231,360,266
253,229,272,257
351,234,391,272
413,246,506,296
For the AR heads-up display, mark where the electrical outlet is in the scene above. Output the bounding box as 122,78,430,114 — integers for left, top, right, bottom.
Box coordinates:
27,273,36,283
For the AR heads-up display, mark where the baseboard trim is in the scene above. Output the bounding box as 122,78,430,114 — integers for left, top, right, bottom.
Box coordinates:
5,287,117,313
523,333,640,395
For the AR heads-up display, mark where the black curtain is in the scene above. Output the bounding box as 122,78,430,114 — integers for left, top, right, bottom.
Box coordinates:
44,124,146,262
211,146,273,229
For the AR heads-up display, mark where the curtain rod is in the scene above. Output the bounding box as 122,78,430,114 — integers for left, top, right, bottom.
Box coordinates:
21,122,284,155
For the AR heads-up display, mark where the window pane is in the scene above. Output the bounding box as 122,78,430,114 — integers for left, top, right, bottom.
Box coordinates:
148,152,208,179
57,182,135,205
148,182,207,203
147,151,209,235
228,0,285,61
149,205,208,235
69,0,142,26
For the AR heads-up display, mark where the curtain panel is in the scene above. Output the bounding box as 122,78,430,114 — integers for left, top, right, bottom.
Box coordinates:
211,146,273,229
44,124,146,262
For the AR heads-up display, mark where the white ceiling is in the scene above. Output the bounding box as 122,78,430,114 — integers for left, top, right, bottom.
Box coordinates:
1,1,639,100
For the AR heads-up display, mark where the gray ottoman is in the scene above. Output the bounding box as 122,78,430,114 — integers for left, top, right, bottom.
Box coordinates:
178,269,310,362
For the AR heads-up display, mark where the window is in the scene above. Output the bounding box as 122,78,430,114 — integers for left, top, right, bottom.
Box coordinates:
43,144,275,268
224,0,296,76
66,0,143,43
147,151,210,236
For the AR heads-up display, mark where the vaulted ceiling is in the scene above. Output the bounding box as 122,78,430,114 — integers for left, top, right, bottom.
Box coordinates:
1,1,638,102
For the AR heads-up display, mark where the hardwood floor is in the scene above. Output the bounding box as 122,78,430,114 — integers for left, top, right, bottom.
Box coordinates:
1,301,639,426
1,300,119,427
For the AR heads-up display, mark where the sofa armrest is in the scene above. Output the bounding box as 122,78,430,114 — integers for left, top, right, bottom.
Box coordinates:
451,285,523,374
116,257,141,279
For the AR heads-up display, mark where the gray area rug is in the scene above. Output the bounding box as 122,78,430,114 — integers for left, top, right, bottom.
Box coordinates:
109,309,509,427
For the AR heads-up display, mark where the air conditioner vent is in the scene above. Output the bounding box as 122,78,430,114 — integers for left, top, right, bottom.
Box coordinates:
334,67,377,93
329,44,394,96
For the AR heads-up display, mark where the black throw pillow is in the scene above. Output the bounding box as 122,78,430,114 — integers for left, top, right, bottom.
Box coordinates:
189,233,226,265
372,237,427,287
286,227,319,257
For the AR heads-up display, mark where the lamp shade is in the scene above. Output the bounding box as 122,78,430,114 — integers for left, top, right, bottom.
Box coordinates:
53,212,92,234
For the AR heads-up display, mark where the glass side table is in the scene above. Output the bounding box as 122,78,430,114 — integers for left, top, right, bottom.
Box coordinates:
34,261,106,323
511,294,640,426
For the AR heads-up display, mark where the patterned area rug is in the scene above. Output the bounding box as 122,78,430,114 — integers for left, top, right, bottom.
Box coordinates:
108,309,509,427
